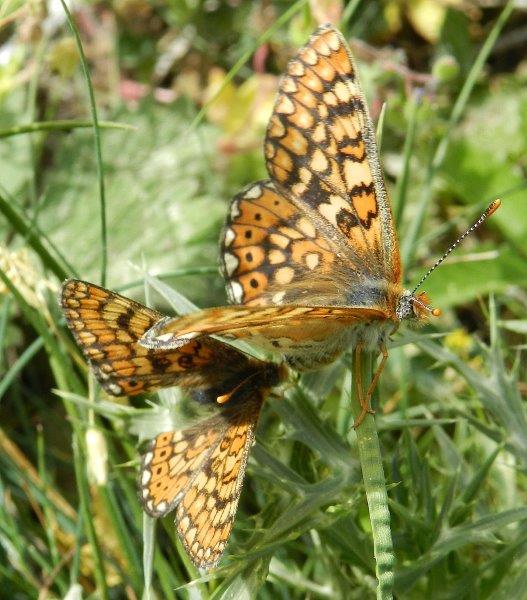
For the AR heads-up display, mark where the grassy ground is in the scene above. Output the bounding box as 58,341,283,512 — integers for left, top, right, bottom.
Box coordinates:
1,1,527,598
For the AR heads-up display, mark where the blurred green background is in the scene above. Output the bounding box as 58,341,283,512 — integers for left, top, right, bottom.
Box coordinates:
1,0,526,598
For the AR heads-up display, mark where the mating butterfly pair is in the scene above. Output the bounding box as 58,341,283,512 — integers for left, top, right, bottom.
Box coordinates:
60,24,497,569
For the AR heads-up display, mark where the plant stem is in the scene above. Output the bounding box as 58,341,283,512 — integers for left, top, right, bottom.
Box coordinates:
350,349,394,600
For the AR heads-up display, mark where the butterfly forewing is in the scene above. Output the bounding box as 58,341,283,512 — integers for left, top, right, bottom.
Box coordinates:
141,304,386,349
139,391,265,568
140,304,388,370
60,279,253,396
264,24,401,287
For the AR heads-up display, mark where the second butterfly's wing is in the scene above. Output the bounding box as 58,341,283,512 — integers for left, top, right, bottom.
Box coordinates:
60,279,253,396
264,24,401,289
139,390,266,569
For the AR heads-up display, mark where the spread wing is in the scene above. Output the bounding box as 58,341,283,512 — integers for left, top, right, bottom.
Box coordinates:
139,391,265,569
60,279,253,397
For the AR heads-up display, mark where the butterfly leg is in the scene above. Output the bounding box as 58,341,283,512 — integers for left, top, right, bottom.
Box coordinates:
216,370,262,404
353,342,374,428
353,343,388,428
365,343,388,405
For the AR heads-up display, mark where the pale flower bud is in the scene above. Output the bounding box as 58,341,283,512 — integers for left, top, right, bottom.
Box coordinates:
85,428,108,486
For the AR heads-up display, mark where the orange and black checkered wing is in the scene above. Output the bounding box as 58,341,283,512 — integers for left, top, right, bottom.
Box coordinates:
60,279,251,396
139,391,265,568
264,24,401,287
221,180,349,307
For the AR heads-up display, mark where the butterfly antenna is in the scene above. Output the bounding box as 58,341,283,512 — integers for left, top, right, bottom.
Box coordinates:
412,199,501,295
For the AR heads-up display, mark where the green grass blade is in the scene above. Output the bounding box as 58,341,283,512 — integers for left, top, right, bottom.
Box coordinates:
59,0,108,286
396,509,527,591
376,102,387,152
0,192,72,280
0,296,11,369
460,445,501,506
394,91,421,227
98,484,143,592
71,436,109,599
340,0,363,27
0,120,135,138
116,266,218,292
142,514,155,599
189,0,309,131
0,337,44,402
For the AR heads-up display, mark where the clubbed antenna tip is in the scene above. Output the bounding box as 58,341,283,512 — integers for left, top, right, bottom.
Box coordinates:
487,198,501,216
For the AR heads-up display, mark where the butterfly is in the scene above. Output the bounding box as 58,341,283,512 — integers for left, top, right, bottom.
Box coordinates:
60,279,287,569
140,24,500,425
138,24,439,425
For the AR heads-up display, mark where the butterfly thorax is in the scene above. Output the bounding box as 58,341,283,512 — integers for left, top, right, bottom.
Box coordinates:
249,360,288,391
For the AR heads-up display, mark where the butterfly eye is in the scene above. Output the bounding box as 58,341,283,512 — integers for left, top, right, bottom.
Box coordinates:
395,291,413,320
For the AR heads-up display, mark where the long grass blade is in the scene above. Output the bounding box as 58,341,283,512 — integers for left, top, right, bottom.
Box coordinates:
0,192,72,280
59,0,108,286
0,120,134,139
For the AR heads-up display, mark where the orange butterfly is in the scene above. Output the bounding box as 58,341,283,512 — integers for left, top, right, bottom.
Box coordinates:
60,279,287,569
141,24,499,424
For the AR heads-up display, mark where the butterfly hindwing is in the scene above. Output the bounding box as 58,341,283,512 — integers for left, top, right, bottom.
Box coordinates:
221,180,354,307
61,280,286,568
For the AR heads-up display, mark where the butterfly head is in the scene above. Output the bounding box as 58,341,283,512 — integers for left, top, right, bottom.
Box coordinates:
396,290,441,322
